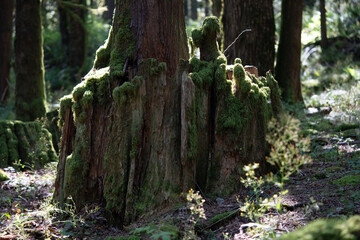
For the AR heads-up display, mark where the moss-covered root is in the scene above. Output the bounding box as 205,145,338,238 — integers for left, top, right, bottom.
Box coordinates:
0,169,9,182
0,120,57,169
191,16,222,61
277,215,360,240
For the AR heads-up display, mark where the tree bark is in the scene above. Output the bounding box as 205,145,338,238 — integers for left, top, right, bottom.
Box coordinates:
0,0,14,104
320,0,327,49
222,0,275,76
191,0,198,20
54,1,282,227
15,0,47,121
275,0,304,103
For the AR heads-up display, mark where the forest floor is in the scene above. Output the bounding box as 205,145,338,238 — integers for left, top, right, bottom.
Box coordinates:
0,107,359,239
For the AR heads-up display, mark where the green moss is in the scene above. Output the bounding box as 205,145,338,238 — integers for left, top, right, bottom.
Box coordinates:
109,10,135,80
234,58,242,64
191,17,222,61
209,209,237,224
0,169,9,182
59,95,73,127
80,90,94,109
233,63,246,89
149,59,167,76
0,120,57,169
278,216,360,240
333,175,360,186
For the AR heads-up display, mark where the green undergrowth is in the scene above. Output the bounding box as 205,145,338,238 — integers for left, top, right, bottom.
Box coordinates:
277,215,360,240
0,169,9,182
0,120,57,169
332,175,360,186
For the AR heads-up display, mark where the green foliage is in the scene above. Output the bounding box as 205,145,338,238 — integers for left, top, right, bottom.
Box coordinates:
266,114,312,188
277,215,360,240
0,169,9,182
332,175,360,186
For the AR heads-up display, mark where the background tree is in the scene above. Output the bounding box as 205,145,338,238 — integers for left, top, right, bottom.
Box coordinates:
54,1,281,227
211,0,222,17
191,0,198,20
184,0,189,18
275,0,304,103
15,0,47,121
222,0,275,76
0,0,14,104
58,0,87,82
103,0,115,23
320,0,328,49
204,0,210,16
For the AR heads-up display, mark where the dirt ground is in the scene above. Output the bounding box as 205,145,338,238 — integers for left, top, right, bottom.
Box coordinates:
1,112,359,240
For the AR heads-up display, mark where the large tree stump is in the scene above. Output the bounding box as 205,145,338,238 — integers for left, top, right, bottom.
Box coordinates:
54,6,281,227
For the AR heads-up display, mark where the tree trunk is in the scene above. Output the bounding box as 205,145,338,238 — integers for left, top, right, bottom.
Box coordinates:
54,2,281,227
15,0,47,121
204,0,210,16
320,0,327,49
184,0,189,18
0,0,14,104
275,0,304,104
211,0,222,17
103,0,115,23
222,0,275,76
191,0,198,20
58,0,87,81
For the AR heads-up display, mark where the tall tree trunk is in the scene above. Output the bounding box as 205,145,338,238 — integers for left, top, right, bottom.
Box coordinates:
211,0,222,17
275,0,304,103
54,2,281,227
320,0,327,49
58,0,87,82
15,0,47,121
103,0,115,23
191,0,198,20
222,0,275,76
0,0,14,104
204,0,210,16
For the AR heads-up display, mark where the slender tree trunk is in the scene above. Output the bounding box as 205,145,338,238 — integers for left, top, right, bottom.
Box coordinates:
275,0,304,103
320,0,327,49
222,0,275,76
15,0,47,121
58,0,87,81
103,0,115,23
191,0,198,20
204,0,210,16
0,0,14,104
211,0,222,17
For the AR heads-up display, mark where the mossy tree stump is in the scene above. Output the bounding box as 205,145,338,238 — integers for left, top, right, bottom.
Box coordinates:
54,2,281,227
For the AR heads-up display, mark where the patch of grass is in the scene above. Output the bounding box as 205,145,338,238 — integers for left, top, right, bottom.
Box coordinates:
332,175,360,186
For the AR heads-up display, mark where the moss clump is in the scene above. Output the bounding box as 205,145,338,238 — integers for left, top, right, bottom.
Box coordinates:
191,16,222,61
109,10,135,80
333,175,360,186
0,169,9,182
149,59,167,76
59,95,73,127
277,216,360,240
0,120,57,169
